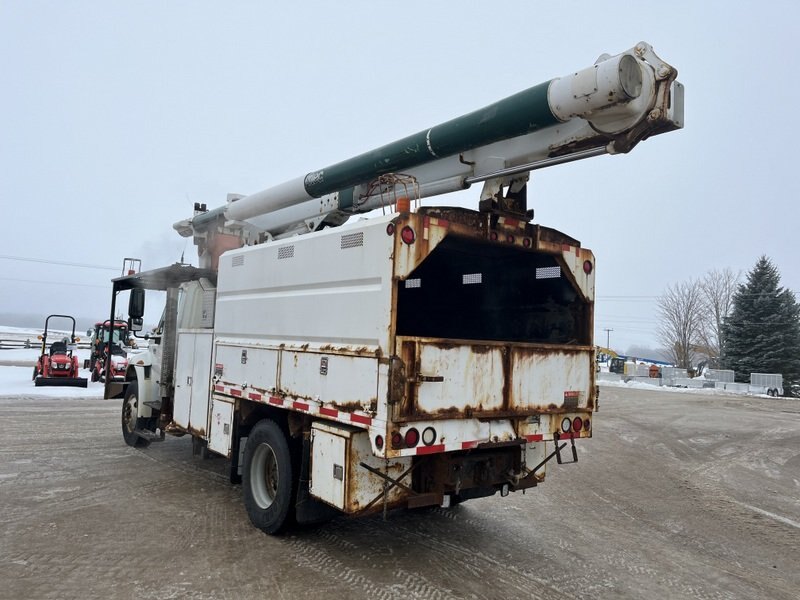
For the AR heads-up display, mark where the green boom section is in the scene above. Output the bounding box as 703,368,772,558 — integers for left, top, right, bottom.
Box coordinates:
304,80,558,199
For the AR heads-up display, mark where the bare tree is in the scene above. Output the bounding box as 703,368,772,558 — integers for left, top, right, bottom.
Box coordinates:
698,268,740,366
657,280,705,368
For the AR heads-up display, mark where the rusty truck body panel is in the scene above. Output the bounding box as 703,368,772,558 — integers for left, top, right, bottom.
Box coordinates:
199,206,596,509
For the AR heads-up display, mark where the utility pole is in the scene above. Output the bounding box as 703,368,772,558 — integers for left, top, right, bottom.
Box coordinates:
604,328,613,350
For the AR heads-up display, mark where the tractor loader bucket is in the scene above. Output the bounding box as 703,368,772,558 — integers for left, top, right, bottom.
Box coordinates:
34,377,88,388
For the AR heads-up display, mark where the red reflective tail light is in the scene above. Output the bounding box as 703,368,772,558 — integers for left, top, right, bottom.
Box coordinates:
404,428,420,448
401,226,416,245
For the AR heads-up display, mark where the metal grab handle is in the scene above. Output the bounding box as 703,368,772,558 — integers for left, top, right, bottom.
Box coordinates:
414,374,444,383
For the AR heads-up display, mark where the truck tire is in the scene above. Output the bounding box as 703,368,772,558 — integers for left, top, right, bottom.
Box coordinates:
242,419,295,534
121,381,150,448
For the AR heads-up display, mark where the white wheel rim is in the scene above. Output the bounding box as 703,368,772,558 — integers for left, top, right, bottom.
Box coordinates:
251,443,279,509
123,395,137,433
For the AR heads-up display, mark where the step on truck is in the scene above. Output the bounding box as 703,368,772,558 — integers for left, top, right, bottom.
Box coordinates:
104,42,684,533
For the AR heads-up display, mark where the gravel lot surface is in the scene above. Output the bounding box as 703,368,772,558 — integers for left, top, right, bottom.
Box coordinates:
1,385,798,599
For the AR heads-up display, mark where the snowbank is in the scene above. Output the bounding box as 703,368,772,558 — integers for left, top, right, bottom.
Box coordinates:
598,377,785,399
0,325,124,398
0,366,105,398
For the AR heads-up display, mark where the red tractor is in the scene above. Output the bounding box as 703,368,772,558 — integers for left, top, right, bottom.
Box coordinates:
33,315,88,388
85,320,130,382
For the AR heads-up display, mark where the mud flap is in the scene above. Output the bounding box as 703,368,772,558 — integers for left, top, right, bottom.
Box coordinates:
295,434,341,524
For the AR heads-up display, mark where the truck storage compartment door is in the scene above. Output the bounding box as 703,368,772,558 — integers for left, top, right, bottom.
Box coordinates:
279,349,380,414
208,398,234,456
173,330,213,436
310,421,412,512
406,340,505,417
509,345,594,411
399,338,594,418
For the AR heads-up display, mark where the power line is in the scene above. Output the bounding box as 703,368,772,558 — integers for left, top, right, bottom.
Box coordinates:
598,295,659,299
0,277,108,289
0,255,118,271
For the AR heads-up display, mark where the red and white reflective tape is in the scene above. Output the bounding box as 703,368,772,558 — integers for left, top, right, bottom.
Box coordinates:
400,439,479,457
396,432,586,457
422,216,450,240
497,216,526,231
561,243,581,256
524,431,588,443
213,383,374,429
213,383,587,457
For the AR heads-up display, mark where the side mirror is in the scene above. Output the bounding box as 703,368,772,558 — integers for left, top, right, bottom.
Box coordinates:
128,288,145,333
128,288,145,319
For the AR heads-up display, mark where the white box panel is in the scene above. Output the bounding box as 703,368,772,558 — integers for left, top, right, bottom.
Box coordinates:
208,399,234,456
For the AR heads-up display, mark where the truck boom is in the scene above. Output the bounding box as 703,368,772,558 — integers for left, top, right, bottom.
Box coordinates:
174,42,682,266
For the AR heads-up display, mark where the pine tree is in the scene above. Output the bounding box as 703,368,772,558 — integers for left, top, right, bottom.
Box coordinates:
722,256,800,396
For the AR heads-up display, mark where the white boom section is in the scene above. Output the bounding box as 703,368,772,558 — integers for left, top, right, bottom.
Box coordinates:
174,42,682,243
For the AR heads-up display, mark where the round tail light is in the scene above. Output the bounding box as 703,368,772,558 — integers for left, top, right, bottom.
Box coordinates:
386,223,396,236
583,419,591,431
489,231,498,241
404,428,420,448
561,417,572,433
375,435,384,450
583,260,593,274
572,417,583,432
401,226,416,245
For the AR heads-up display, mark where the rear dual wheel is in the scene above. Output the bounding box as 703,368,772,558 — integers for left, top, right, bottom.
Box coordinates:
242,419,295,534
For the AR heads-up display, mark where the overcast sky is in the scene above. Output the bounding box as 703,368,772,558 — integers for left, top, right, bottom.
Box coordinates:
2,1,798,353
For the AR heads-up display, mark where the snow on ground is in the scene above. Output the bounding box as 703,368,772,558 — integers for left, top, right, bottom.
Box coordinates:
0,347,89,363
0,324,77,338
0,325,129,398
0,366,105,398
1,325,790,400
597,377,784,399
